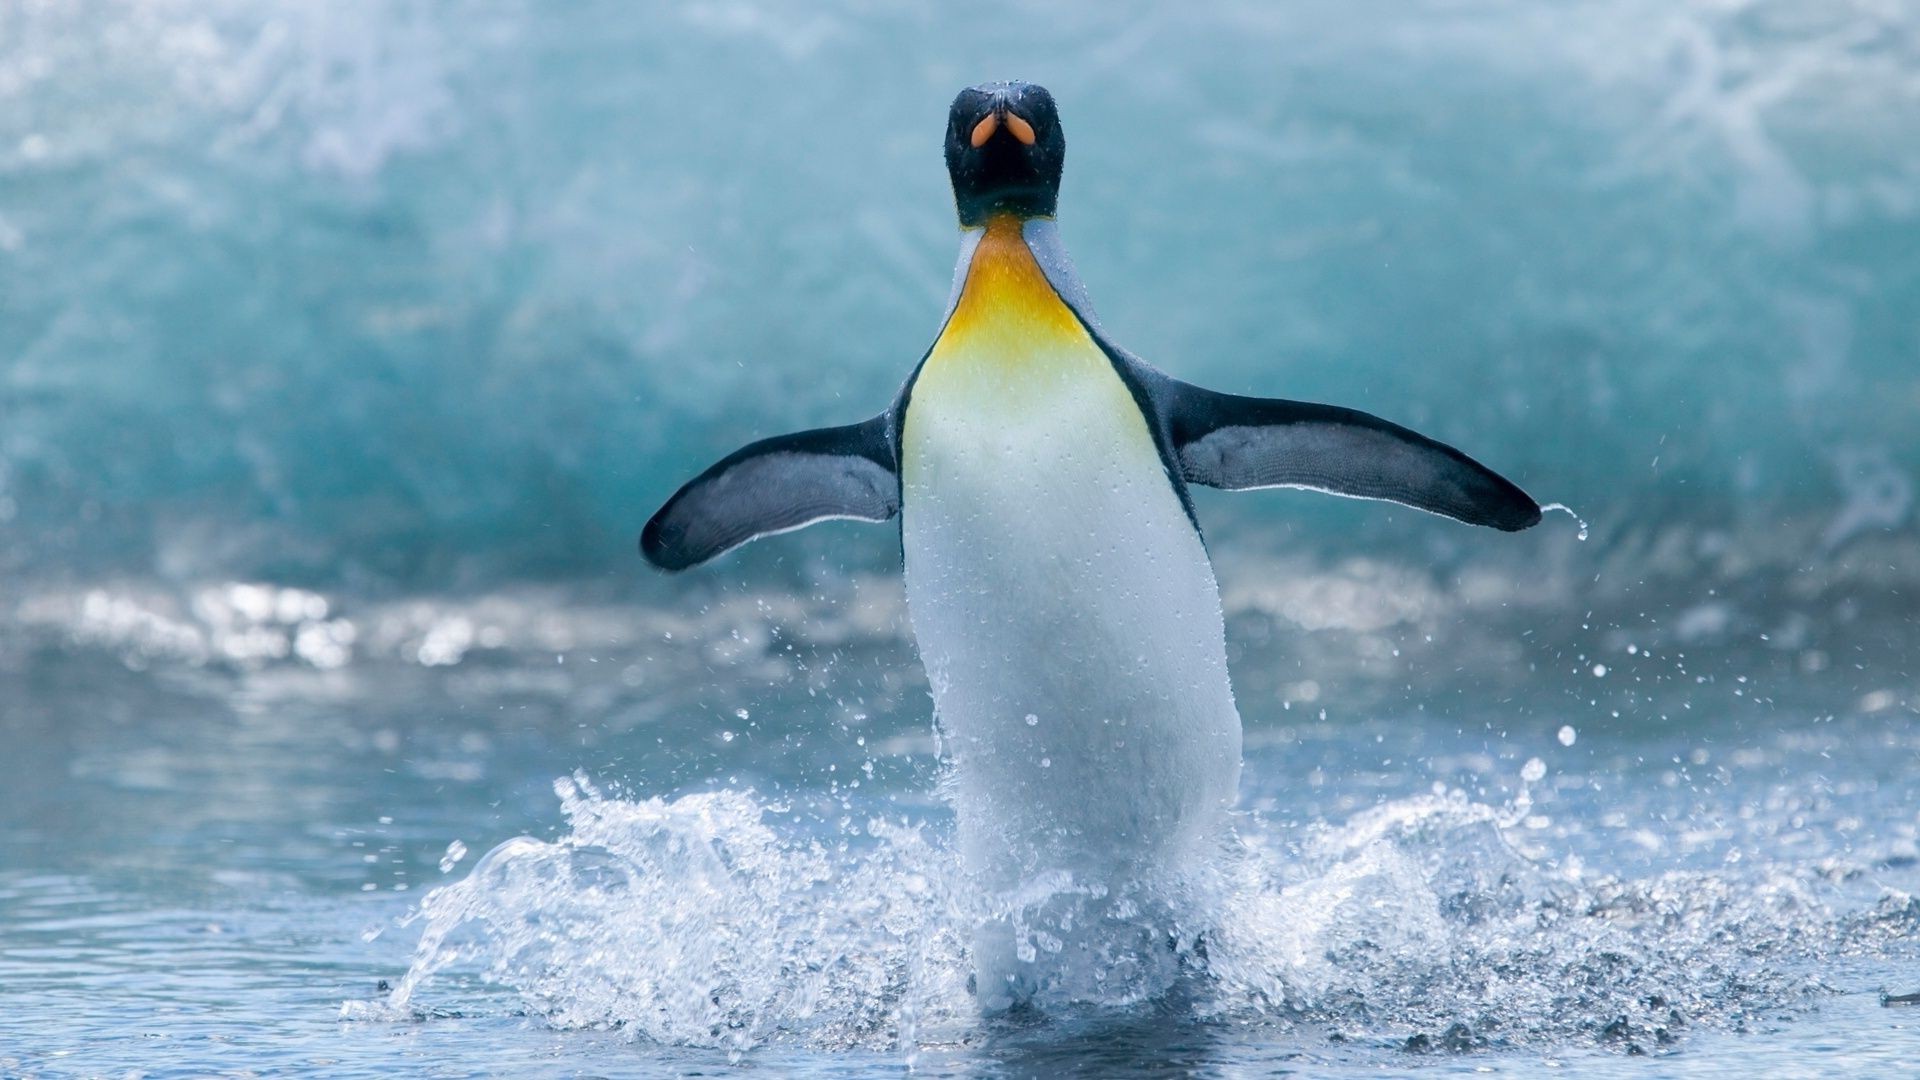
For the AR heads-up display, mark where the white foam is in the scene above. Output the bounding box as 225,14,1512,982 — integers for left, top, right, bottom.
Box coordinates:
350,778,1898,1059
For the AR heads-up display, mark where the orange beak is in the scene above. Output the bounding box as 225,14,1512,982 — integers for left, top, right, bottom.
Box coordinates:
969,113,998,147
970,109,1036,148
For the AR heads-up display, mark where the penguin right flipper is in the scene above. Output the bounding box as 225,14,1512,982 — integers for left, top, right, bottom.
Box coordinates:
640,415,899,571
1151,378,1541,531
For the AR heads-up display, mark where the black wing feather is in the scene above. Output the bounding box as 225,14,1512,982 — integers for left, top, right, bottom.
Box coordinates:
1155,379,1539,531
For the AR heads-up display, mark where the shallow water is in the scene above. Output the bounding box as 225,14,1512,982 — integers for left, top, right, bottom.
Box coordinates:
4,553,1917,1076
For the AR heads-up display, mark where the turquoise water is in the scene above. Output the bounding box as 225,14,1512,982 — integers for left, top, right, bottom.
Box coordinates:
5,0,1917,582
4,1,1919,1075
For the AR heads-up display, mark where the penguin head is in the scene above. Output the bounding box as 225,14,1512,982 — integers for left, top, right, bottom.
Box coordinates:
944,81,1065,227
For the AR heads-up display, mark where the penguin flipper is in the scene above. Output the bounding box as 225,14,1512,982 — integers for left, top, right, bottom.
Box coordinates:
1160,383,1540,531
640,415,899,571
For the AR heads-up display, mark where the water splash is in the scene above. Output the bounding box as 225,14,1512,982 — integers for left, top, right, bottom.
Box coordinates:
345,774,974,1056
345,776,1917,1059
1541,502,1590,541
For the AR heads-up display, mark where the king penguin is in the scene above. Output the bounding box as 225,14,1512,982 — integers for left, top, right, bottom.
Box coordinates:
641,82,1541,1012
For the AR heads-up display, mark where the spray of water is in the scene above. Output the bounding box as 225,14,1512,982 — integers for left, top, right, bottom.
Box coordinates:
1540,502,1590,542
345,771,1918,1059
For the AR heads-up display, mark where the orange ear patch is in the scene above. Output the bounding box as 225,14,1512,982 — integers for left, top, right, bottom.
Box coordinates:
1003,112,1036,145
970,114,999,147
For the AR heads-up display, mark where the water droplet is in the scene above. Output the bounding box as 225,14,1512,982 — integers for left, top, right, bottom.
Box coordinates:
1024,713,1039,726
1040,757,1051,768
1558,725,1577,747
1541,502,1589,541
1592,663,1608,677
721,730,736,742
1521,757,1547,783
735,708,750,721
438,839,468,874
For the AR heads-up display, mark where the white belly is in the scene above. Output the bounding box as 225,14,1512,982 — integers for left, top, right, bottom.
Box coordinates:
901,358,1243,890
900,219,1242,1009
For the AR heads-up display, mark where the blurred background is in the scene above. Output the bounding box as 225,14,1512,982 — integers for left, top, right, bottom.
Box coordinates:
3,0,1916,590
2,2,1918,1073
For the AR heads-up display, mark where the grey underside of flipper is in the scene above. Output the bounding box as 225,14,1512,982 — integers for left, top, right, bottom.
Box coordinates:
639,414,900,571
1020,220,1541,532
1148,380,1541,531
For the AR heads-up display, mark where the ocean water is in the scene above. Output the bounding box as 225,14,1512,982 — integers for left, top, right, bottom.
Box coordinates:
3,1,1919,1076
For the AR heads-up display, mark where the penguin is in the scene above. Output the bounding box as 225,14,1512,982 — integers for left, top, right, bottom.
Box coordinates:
640,81,1539,1012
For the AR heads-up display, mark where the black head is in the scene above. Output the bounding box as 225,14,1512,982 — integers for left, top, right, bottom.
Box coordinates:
944,81,1065,227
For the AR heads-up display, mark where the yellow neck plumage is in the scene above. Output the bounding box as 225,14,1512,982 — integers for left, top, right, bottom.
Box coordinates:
924,216,1097,381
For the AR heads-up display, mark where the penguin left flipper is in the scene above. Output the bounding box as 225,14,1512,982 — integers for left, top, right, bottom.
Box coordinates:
640,415,898,571
1149,376,1541,531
